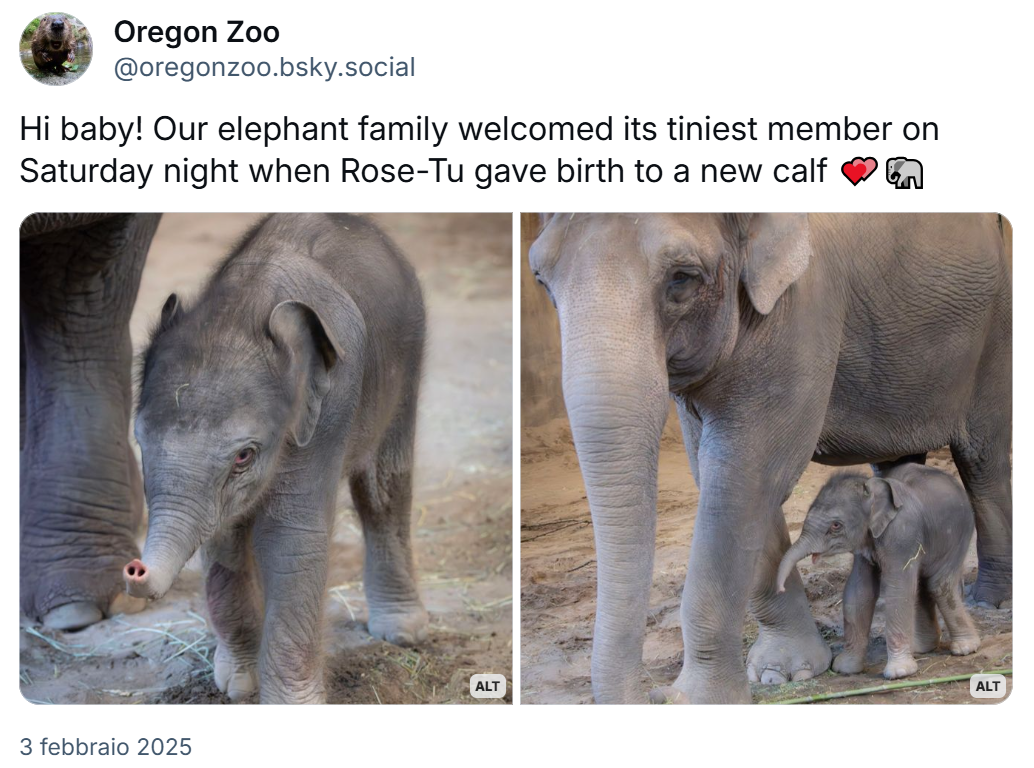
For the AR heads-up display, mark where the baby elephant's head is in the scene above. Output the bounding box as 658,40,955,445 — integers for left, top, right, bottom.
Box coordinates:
775,472,907,593
124,294,344,600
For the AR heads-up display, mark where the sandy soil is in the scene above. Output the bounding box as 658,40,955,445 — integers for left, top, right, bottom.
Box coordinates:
19,212,513,705
520,420,1012,705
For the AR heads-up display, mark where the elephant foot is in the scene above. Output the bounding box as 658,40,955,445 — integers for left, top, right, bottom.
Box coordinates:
214,644,259,701
42,602,103,631
649,669,751,704
648,685,691,704
965,575,1011,610
831,651,865,675
24,545,147,631
883,656,918,680
40,593,146,631
367,603,429,647
950,636,981,656
746,626,831,685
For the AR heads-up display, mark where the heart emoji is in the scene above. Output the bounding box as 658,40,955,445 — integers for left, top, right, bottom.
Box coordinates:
842,157,878,185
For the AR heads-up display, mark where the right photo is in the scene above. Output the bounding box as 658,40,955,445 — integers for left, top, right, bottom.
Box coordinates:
520,212,1012,705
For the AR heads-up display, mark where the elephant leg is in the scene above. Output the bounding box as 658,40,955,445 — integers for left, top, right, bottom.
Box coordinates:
951,430,1011,608
651,431,830,704
20,214,160,629
743,498,833,687
833,555,880,673
253,488,333,704
204,528,261,701
350,395,428,648
20,327,26,449
914,579,941,652
931,574,980,656
881,565,919,679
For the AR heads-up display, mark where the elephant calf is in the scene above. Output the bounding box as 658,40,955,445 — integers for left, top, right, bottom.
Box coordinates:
122,213,429,703
776,464,980,680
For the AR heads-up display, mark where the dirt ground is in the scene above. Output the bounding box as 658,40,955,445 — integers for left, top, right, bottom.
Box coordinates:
520,420,1012,705
19,212,513,704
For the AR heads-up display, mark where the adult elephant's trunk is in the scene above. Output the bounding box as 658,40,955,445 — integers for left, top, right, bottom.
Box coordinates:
560,297,670,704
775,531,824,594
124,488,214,601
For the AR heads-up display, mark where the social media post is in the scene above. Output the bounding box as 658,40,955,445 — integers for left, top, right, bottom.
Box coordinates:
4,0,1029,763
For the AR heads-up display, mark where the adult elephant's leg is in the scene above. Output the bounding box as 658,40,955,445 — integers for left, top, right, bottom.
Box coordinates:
657,380,834,703
20,213,161,629
951,317,1012,608
745,484,832,686
20,328,26,449
951,433,1011,608
651,435,827,702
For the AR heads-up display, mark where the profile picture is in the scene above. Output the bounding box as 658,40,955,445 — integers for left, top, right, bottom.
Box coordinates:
20,12,91,84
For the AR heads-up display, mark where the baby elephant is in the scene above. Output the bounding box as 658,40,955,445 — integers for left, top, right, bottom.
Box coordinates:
123,213,428,703
776,464,980,680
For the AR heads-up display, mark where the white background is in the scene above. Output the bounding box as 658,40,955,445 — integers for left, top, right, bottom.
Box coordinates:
3,0,1029,763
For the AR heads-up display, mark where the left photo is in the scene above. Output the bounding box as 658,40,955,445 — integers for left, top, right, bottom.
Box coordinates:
19,212,513,704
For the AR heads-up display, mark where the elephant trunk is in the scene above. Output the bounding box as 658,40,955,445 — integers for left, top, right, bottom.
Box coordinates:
775,532,824,594
560,303,670,704
124,488,213,600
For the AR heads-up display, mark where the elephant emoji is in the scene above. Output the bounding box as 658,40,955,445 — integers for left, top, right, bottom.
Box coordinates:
886,157,924,189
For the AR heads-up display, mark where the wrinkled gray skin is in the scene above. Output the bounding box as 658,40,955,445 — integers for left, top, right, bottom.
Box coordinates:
123,213,428,704
21,213,161,631
529,213,1011,704
776,465,980,679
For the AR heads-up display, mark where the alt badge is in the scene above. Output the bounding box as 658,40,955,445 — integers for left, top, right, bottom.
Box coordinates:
469,673,507,699
970,674,1008,699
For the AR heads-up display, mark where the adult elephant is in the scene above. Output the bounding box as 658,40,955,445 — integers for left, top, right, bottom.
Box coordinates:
529,213,1011,704
21,213,162,630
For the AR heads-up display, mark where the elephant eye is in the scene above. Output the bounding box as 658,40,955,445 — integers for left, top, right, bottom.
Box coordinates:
233,447,256,470
669,267,704,289
829,521,843,532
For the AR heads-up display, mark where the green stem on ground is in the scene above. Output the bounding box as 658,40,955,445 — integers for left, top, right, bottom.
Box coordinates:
766,669,1012,704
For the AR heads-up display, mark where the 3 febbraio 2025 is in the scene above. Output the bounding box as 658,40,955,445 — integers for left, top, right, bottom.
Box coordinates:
20,737,192,756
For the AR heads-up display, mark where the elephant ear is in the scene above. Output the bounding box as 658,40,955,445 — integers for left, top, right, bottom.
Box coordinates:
159,293,180,332
267,300,348,448
864,477,906,538
739,213,811,315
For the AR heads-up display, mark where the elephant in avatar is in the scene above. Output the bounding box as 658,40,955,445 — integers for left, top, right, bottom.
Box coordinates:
21,213,162,630
529,213,1011,704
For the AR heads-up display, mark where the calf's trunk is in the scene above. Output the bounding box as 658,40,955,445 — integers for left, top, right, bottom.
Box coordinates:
775,532,824,594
